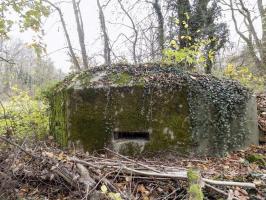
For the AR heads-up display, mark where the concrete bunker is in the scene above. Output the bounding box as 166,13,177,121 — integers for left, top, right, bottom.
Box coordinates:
49,64,259,156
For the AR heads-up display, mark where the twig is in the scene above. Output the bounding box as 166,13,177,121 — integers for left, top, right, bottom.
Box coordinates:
70,157,101,169
71,156,256,189
162,188,179,200
202,178,256,189
0,136,36,158
0,56,15,65
52,167,78,189
205,183,228,196
76,163,96,189
122,166,256,188
104,148,161,173
72,157,128,199
205,183,240,200
122,166,187,179
87,171,115,196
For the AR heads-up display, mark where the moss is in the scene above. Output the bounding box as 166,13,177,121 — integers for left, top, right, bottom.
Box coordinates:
111,72,132,85
188,184,204,200
49,64,255,156
111,86,147,131
144,86,192,153
68,88,111,152
119,142,142,156
79,73,92,86
49,89,68,147
246,154,266,167
136,77,145,86
50,85,192,153
187,169,200,183
187,169,203,200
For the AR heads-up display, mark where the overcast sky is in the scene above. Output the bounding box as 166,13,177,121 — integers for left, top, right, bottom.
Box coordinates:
10,0,264,73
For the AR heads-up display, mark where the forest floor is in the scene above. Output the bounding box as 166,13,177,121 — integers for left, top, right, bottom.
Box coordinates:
0,136,265,200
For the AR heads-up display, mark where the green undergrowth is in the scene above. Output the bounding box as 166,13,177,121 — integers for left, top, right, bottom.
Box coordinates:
246,153,266,167
0,87,48,139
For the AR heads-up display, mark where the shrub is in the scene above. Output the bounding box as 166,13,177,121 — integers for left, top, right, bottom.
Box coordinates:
224,64,265,92
0,86,48,138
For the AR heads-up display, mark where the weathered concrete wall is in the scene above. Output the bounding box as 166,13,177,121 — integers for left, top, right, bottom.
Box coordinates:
63,86,192,155
49,65,259,156
245,95,259,145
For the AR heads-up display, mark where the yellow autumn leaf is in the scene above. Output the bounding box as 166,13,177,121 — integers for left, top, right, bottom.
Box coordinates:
184,12,190,20
101,185,108,194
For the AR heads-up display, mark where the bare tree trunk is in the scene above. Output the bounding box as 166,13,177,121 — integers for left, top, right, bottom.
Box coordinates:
152,0,164,56
238,0,264,62
43,0,81,71
72,0,89,69
229,0,262,69
118,0,138,65
258,0,266,66
97,0,111,65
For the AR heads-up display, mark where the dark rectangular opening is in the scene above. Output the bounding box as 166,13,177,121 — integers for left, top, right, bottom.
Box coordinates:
113,131,150,140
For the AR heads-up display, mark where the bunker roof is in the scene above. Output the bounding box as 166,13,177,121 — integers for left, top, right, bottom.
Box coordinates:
53,64,250,97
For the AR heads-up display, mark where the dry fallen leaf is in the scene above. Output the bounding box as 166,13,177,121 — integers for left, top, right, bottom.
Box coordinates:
42,151,54,158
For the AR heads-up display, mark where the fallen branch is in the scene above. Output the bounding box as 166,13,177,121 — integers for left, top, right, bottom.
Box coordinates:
0,136,36,158
104,148,161,173
87,171,114,196
202,178,256,189
70,157,256,189
52,166,78,189
205,183,240,200
76,163,96,189
123,166,187,179
70,157,101,169
122,166,256,189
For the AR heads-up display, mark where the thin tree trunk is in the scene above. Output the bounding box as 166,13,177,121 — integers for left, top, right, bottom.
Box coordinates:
72,0,89,69
229,0,262,68
43,0,81,71
97,0,111,65
258,0,266,66
239,0,264,62
118,0,138,65
152,0,164,56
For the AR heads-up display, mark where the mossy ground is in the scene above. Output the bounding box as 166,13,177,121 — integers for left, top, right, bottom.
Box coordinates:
246,153,266,167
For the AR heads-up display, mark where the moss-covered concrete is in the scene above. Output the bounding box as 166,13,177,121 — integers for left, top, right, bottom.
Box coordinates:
49,64,259,156
68,88,111,152
49,89,68,147
60,86,191,153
